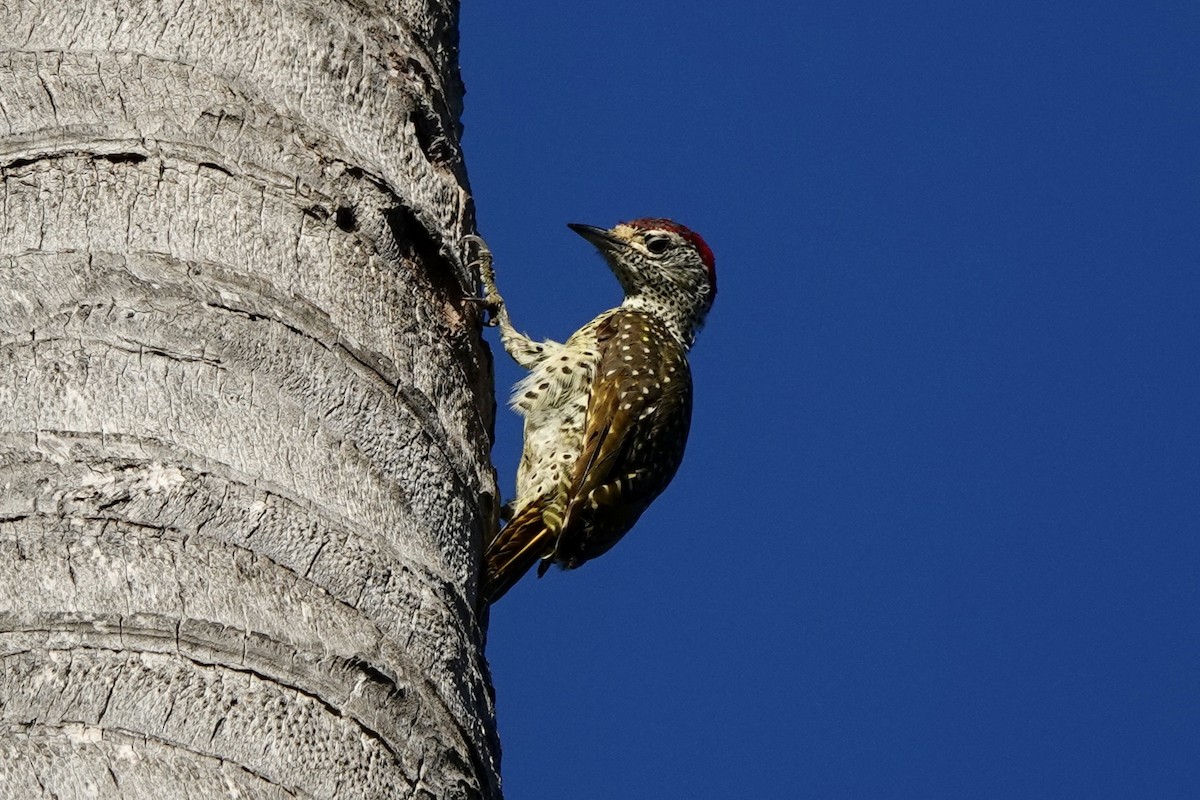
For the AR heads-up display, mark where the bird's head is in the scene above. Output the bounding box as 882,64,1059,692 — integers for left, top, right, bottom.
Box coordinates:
569,218,716,343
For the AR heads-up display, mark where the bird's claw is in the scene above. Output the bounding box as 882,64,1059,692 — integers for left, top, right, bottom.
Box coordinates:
462,295,499,325
462,234,489,260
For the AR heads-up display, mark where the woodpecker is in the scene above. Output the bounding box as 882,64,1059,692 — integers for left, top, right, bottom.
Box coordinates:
471,219,716,604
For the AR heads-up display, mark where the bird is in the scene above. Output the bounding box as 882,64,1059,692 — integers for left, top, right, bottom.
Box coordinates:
470,218,716,604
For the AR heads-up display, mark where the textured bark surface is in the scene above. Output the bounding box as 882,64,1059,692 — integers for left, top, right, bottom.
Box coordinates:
0,1,500,797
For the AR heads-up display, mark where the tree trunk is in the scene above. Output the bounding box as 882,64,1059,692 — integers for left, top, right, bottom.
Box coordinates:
0,1,500,797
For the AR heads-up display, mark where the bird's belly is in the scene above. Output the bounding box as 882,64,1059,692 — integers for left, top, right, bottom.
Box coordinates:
508,328,601,506
514,400,588,506
513,361,591,506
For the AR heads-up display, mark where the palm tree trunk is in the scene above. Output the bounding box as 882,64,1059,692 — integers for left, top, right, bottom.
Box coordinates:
0,1,500,797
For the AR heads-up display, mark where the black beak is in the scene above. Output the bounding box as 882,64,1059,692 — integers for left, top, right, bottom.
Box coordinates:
568,223,622,253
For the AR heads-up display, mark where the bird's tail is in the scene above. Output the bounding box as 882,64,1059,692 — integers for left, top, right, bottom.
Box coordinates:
481,503,556,605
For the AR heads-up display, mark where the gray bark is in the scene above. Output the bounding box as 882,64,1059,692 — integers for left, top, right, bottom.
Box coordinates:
0,1,500,797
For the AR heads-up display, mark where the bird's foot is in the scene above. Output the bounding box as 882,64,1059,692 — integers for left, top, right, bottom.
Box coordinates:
463,234,503,326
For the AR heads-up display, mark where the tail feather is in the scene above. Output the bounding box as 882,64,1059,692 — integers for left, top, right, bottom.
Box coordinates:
482,503,555,604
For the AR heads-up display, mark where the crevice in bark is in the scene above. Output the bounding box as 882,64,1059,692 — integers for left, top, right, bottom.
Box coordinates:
0,150,151,171
98,152,148,165
410,103,458,172
196,160,233,177
385,202,470,313
334,205,357,232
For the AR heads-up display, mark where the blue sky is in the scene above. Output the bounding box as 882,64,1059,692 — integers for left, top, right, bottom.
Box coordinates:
459,3,1198,797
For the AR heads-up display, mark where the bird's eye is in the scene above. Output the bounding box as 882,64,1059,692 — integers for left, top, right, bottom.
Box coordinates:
645,236,671,255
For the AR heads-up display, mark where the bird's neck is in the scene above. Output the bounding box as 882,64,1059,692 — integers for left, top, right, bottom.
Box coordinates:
620,293,702,350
